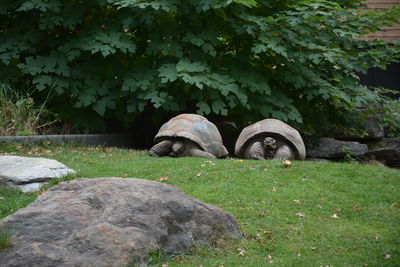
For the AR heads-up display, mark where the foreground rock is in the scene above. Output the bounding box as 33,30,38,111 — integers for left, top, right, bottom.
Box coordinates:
0,156,76,192
307,138,368,159
0,178,242,267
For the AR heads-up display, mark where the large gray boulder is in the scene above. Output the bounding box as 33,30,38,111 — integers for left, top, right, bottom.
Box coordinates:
0,178,242,267
367,137,400,168
0,156,76,192
307,137,368,159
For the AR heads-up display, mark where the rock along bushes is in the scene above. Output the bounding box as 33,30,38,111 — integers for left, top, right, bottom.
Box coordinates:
0,0,399,135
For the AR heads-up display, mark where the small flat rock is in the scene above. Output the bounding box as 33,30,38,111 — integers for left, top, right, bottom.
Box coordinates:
0,156,76,185
18,182,47,193
0,178,242,267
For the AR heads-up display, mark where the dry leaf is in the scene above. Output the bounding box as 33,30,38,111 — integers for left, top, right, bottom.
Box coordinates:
270,187,277,192
162,264,169,267
384,253,391,259
159,177,168,182
237,249,246,256
235,159,244,163
296,252,301,257
263,168,269,171
296,212,305,218
121,173,128,178
332,208,341,213
331,213,340,219
259,211,266,217
196,172,203,177
391,203,400,207
293,199,301,205
353,205,362,211
175,256,185,263
0,196,5,200
283,160,292,167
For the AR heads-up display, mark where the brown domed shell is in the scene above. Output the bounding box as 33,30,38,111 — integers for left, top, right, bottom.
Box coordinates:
235,119,306,160
154,114,229,158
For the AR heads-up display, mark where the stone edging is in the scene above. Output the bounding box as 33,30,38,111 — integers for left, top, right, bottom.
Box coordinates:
0,133,134,148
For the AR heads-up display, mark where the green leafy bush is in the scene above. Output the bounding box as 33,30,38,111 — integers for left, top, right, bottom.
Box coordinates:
0,0,399,135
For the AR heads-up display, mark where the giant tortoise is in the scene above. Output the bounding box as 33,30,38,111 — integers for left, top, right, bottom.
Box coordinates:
235,119,306,160
149,114,229,159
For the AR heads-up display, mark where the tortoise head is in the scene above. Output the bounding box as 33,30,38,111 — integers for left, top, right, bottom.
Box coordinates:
263,137,276,151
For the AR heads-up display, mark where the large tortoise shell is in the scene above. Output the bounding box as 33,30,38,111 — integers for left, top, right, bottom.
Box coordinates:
154,114,229,158
235,119,306,160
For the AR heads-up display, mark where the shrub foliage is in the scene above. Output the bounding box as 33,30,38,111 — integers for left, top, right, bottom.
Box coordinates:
0,0,399,134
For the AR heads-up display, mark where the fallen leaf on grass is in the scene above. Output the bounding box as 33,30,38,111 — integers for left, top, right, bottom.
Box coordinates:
391,203,400,207
235,159,244,163
201,160,216,167
121,174,128,178
162,264,169,267
270,187,277,192
263,168,269,171
384,253,391,259
332,208,341,213
353,205,362,211
374,234,381,240
159,177,168,182
196,172,203,177
237,249,246,256
175,256,185,263
259,211,266,217
331,213,340,219
293,199,301,205
296,252,301,257
283,160,291,167
296,212,305,218
266,255,273,263
0,196,4,200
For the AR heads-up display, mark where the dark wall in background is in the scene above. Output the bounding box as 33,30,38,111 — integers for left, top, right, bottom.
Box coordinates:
358,62,400,99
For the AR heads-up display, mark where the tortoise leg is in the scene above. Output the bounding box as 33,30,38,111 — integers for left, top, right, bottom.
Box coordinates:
170,140,185,157
149,140,173,157
274,144,295,160
244,140,265,160
189,148,217,159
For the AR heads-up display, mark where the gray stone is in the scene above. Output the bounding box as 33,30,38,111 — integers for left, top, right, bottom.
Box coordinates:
307,137,368,159
367,137,400,168
0,178,242,267
18,182,47,193
0,156,76,190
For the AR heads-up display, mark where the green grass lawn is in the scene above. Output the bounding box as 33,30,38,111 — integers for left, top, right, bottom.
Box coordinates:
1,143,400,267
